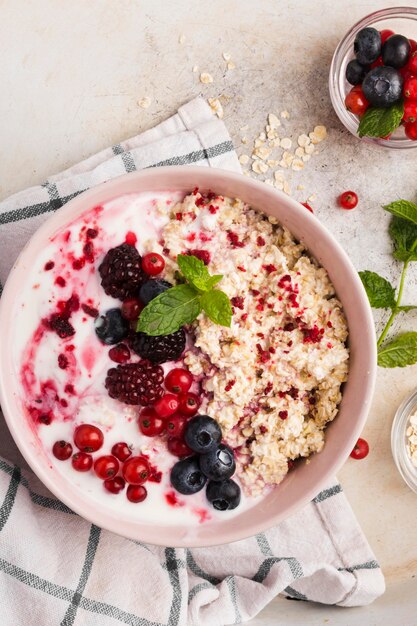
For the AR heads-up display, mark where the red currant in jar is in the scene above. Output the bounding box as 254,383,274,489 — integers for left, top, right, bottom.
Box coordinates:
404,121,417,140
73,424,104,453
154,393,180,418
104,476,126,494
403,100,417,123
52,440,73,461
138,407,166,437
108,343,130,364
164,368,193,394
111,442,132,462
403,76,417,99
350,437,369,460
121,298,144,321
410,39,417,54
344,86,369,116
370,55,384,69
126,484,148,503
94,455,120,480
72,452,93,472
166,414,188,437
141,252,165,276
407,50,417,75
167,436,193,458
380,29,394,44
178,392,200,416
122,456,150,484
338,191,358,210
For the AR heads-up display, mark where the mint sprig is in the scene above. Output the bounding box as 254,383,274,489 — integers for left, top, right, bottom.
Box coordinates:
360,198,417,367
357,101,404,138
136,255,232,336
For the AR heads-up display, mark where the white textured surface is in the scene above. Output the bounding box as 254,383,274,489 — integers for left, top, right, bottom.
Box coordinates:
1,0,417,623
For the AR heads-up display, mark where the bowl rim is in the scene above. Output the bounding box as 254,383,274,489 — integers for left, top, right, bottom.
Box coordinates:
0,166,377,546
329,5,417,150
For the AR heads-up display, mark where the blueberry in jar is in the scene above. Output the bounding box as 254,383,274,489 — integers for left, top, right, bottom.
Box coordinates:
184,415,222,454
362,66,403,107
345,59,369,85
206,479,241,511
170,456,207,495
139,279,172,305
199,443,235,481
382,34,411,68
354,27,381,65
94,308,129,345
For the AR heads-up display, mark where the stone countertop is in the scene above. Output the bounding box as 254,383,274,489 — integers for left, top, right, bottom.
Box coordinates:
1,0,417,623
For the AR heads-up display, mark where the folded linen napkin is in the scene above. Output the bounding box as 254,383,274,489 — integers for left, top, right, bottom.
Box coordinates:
0,97,385,626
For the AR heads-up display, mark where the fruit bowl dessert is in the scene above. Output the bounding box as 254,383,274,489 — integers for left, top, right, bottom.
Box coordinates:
329,6,417,148
0,167,376,546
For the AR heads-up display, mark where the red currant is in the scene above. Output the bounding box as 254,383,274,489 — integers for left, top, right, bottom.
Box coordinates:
344,86,369,116
111,442,132,462
94,455,120,480
108,343,130,363
404,120,417,140
403,100,417,123
164,368,193,394
126,484,147,503
71,452,93,472
407,50,417,76
122,456,150,484
380,29,394,44
154,393,180,418
178,392,200,416
301,202,314,214
350,437,369,460
410,39,417,54
370,55,384,69
167,436,193,457
138,407,166,437
121,298,144,321
166,414,187,437
338,191,358,210
52,440,73,461
104,476,125,494
141,252,165,276
73,424,104,453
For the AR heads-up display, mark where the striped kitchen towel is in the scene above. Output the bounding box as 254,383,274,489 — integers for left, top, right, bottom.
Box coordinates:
0,97,385,626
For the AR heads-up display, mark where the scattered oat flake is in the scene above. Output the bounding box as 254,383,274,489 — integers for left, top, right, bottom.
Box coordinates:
254,138,265,148
302,154,311,162
223,52,232,61
309,125,327,144
297,184,305,190
253,146,272,161
297,133,310,147
138,97,152,109
227,61,236,70
304,143,315,155
280,138,292,150
265,179,274,186
274,171,285,182
308,194,316,202
200,72,214,84
268,113,281,128
274,180,284,190
295,147,305,158
179,34,186,44
208,97,224,118
283,181,291,195
292,159,304,171
269,138,280,148
192,65,198,73
281,110,290,119
267,159,279,167
239,154,250,165
241,137,248,144
252,160,269,174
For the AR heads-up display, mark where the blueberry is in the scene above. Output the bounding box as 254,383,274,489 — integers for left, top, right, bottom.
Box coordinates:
94,308,129,345
139,279,172,305
382,34,411,68
362,66,403,107
206,479,241,511
170,456,207,495
199,443,235,481
184,415,222,454
354,27,381,65
345,59,369,85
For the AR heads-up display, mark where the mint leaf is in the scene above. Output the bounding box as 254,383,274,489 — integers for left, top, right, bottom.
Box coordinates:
397,305,417,312
137,284,201,336
358,270,396,309
357,101,404,138
384,200,417,226
177,254,215,292
378,332,417,367
201,289,232,327
206,275,223,290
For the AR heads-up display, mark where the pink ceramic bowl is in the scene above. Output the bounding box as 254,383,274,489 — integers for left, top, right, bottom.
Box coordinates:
0,167,376,547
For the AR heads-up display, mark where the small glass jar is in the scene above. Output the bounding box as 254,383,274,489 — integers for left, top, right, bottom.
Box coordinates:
329,6,417,149
391,389,417,494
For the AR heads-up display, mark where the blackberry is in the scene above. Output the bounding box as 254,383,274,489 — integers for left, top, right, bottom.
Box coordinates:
105,360,164,405
129,328,186,364
46,314,75,338
99,244,146,300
